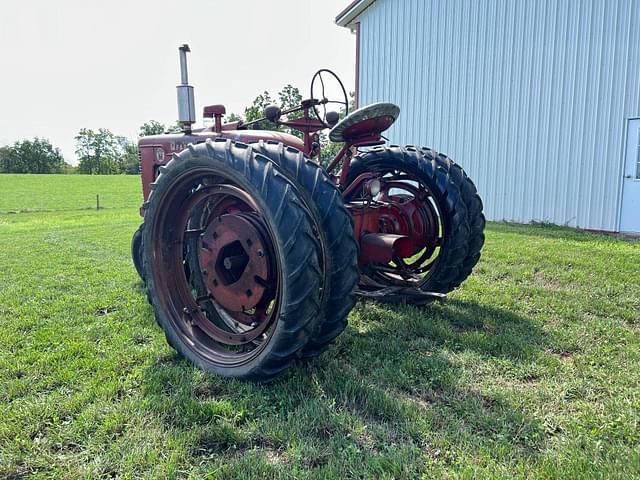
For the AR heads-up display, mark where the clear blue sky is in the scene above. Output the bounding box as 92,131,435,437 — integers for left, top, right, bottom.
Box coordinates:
0,0,355,164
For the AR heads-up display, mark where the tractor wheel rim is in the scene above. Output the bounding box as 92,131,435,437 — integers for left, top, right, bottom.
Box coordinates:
364,170,444,286
198,212,272,316
151,172,281,366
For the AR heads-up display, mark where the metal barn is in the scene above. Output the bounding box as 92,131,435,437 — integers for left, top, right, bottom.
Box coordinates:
336,0,640,233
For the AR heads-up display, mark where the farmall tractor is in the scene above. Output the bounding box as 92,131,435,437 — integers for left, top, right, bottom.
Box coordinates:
132,45,485,382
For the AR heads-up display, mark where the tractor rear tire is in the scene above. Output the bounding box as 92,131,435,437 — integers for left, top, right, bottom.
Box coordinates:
141,139,322,382
248,140,359,358
346,145,485,301
419,147,485,283
131,223,145,281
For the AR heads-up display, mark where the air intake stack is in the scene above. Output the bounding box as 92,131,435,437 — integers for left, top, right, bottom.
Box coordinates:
176,44,196,133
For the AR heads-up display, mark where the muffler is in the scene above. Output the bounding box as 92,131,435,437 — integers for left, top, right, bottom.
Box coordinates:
359,233,413,265
176,44,196,133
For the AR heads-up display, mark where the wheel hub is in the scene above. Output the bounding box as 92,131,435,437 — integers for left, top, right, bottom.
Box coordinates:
199,212,272,315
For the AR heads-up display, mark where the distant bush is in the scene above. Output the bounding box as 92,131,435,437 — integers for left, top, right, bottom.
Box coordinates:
0,138,71,174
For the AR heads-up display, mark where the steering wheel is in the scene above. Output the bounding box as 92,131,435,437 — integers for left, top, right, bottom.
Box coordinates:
310,69,349,128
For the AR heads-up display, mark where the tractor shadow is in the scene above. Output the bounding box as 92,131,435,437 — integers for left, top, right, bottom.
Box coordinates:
140,298,551,469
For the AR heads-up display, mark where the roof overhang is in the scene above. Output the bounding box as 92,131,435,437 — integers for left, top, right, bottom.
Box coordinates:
335,0,377,29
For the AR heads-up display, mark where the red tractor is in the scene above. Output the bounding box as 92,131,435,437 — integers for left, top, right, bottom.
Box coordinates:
132,45,485,382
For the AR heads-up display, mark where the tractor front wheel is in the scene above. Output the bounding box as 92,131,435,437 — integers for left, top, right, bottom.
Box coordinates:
131,223,145,281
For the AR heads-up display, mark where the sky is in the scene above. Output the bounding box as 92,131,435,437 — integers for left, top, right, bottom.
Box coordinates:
0,0,355,164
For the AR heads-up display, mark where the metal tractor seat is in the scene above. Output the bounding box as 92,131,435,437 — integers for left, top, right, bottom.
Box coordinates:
329,102,400,143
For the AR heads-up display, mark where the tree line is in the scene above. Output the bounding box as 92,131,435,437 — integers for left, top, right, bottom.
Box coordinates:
74,121,181,175
0,121,179,175
0,85,351,174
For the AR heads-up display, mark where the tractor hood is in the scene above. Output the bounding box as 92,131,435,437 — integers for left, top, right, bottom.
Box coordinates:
138,129,305,154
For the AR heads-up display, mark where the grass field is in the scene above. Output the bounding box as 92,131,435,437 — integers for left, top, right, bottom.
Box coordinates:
1,174,639,479
0,174,142,213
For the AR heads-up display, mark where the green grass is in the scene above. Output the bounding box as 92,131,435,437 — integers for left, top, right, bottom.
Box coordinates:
1,174,639,479
0,174,142,213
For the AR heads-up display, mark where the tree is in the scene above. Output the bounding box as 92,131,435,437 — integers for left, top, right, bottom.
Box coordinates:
239,85,305,137
75,128,127,175
120,139,140,174
229,85,357,166
277,85,304,139
226,113,243,124
59,163,78,174
0,146,10,173
167,121,183,133
139,120,166,137
278,84,303,113
139,120,182,137
244,91,278,131
0,138,68,174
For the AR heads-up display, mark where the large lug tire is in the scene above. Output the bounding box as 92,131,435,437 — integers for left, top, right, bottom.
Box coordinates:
141,139,323,382
345,145,485,301
418,147,485,282
248,140,359,358
131,223,145,281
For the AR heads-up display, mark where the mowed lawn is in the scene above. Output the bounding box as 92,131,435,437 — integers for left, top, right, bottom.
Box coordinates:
0,174,639,479
0,174,141,213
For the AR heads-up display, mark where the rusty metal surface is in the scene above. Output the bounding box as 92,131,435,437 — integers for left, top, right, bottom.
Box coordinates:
345,167,444,286
350,195,433,265
355,270,447,303
203,105,226,116
354,285,446,302
359,233,412,265
149,177,280,353
199,213,271,315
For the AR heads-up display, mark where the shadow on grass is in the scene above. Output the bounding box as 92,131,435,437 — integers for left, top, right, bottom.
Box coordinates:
140,298,549,473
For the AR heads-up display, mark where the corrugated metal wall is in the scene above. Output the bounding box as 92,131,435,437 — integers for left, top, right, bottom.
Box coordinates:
357,0,640,230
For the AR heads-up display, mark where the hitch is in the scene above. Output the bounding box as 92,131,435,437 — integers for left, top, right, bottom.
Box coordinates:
355,274,447,304
355,285,447,303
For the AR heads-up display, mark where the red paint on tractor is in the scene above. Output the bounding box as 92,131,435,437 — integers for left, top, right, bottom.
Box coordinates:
203,105,226,133
360,233,413,265
349,191,435,266
134,47,420,270
138,130,305,215
342,116,395,143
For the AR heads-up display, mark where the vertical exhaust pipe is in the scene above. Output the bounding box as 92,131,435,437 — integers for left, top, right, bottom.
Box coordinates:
177,44,196,133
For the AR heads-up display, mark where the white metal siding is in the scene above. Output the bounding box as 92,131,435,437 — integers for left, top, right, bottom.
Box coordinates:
357,0,640,231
